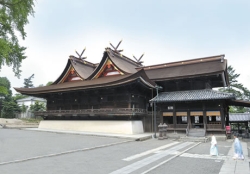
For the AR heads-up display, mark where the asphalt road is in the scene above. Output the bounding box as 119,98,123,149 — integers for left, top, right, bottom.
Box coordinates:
0,129,246,174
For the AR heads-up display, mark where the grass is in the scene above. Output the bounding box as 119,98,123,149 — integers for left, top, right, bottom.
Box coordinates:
19,117,43,124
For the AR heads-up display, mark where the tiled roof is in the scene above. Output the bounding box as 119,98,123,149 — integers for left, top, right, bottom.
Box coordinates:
140,55,228,86
150,89,235,103
229,113,250,122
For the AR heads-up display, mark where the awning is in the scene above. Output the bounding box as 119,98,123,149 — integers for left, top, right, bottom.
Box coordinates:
163,112,173,116
190,111,203,116
206,111,220,116
176,112,187,116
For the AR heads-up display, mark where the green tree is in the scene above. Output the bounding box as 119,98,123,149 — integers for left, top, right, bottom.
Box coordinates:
1,100,21,118
12,93,26,101
0,76,12,101
219,65,250,113
0,0,35,78
20,103,28,113
23,74,34,88
46,81,53,86
29,101,45,112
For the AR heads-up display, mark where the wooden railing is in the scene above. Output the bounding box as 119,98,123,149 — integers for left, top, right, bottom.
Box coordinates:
176,124,188,128
167,124,174,128
206,124,222,130
165,124,187,129
35,108,148,117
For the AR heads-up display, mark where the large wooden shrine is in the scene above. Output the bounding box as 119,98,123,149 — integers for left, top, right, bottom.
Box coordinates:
15,41,250,134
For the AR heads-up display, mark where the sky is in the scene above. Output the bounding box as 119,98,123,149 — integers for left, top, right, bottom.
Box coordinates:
1,0,250,94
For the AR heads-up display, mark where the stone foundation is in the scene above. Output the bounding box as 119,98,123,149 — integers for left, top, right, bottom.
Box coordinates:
38,120,144,134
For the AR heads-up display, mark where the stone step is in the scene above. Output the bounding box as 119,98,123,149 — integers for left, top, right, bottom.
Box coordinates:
189,128,205,132
188,133,205,137
179,136,208,143
188,128,205,137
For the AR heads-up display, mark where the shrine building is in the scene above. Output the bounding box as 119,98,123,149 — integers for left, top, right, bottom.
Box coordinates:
14,42,250,135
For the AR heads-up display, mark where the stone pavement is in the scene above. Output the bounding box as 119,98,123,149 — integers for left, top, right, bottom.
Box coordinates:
219,141,249,174
8,128,250,173
24,128,153,141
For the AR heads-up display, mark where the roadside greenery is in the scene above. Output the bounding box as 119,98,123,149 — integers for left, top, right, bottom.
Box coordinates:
20,117,42,123
29,101,46,112
1,100,21,118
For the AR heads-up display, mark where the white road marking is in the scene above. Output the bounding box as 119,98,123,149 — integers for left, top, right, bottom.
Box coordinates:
110,142,194,174
180,153,227,160
123,141,179,161
141,142,201,174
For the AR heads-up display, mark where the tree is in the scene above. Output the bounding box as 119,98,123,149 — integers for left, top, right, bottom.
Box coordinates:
0,0,35,78
29,101,45,112
1,100,21,118
219,65,250,113
0,76,12,101
46,81,53,86
23,74,34,88
12,93,26,101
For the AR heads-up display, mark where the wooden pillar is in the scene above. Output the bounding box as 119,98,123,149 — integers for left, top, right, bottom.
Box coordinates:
173,103,176,130
187,109,191,129
128,94,131,108
220,105,225,129
159,106,163,124
203,103,206,127
226,106,229,126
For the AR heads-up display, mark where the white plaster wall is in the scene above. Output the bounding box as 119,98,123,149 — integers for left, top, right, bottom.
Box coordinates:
39,120,144,134
17,97,46,118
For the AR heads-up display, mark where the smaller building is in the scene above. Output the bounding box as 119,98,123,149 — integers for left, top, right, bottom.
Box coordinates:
229,113,250,137
16,96,46,118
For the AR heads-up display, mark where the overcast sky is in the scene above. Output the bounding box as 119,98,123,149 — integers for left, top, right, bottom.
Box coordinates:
1,0,250,94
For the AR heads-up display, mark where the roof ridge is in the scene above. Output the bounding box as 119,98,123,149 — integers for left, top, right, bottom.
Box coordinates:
137,54,225,70
106,48,140,67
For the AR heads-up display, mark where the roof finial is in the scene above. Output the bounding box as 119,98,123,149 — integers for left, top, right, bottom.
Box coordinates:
110,40,123,53
133,53,144,66
75,47,87,60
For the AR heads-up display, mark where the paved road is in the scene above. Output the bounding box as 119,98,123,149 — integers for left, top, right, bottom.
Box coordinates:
0,129,248,174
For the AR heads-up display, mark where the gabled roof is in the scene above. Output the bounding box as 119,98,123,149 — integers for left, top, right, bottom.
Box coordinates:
150,89,235,103
52,56,96,84
87,48,140,80
138,55,228,85
14,69,156,95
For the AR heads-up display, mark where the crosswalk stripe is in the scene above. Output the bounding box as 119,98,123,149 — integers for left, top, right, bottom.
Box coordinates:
110,142,194,174
123,141,179,161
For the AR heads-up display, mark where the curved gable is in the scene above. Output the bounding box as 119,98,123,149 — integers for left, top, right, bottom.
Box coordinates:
52,56,96,84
